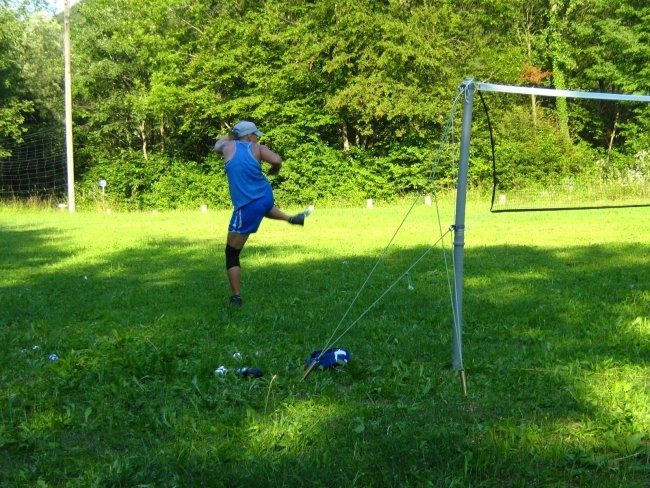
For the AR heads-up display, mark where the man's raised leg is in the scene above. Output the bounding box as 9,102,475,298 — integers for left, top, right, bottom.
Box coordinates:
265,205,311,225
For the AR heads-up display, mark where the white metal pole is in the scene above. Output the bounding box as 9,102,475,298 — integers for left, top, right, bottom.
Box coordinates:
64,0,75,212
452,78,475,393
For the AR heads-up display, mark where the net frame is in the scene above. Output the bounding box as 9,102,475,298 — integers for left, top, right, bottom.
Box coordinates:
451,79,650,384
478,83,650,212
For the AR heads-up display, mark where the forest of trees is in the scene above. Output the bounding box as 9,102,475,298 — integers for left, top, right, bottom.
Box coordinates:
1,0,649,209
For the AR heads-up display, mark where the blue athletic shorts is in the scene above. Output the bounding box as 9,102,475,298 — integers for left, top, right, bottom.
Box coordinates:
228,190,275,234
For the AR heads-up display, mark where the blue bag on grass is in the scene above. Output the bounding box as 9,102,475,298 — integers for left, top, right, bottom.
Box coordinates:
306,348,351,369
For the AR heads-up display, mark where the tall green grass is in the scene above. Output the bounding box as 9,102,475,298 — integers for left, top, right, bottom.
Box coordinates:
1,199,648,487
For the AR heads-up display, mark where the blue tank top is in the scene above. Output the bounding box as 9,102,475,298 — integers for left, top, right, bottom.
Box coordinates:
224,141,273,209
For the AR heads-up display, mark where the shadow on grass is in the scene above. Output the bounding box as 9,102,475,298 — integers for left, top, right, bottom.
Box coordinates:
0,224,648,486
0,226,77,271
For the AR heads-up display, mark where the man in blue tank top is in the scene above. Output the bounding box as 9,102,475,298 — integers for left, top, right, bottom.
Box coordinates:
214,120,310,306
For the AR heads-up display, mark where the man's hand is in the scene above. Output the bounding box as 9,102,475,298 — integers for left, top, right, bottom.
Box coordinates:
267,163,281,175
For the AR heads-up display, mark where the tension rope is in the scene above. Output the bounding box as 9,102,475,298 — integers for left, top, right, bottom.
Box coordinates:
302,86,467,380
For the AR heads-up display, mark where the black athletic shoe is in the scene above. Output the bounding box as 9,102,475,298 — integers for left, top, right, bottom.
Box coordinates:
235,367,264,378
289,207,312,226
229,295,242,306
289,213,305,225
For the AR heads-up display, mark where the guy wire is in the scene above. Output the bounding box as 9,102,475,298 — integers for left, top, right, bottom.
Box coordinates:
323,229,452,350
312,85,466,361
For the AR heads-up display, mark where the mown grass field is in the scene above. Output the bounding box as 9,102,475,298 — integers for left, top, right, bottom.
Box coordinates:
1,199,648,487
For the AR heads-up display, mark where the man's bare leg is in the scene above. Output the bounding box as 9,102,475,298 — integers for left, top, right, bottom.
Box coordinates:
266,205,310,225
265,205,290,221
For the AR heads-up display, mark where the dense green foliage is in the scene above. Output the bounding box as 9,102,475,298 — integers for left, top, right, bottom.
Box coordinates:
1,205,648,485
1,0,650,207
0,1,58,151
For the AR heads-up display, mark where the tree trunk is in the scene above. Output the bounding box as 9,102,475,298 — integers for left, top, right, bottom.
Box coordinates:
139,122,148,160
549,0,570,139
607,110,620,163
342,122,350,152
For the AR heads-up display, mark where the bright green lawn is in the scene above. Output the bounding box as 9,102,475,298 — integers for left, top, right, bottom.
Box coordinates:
1,199,648,487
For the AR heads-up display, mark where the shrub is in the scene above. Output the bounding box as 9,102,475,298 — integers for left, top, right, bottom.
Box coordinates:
493,106,597,190
77,151,231,210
